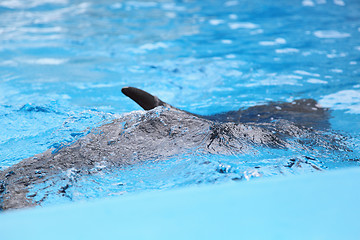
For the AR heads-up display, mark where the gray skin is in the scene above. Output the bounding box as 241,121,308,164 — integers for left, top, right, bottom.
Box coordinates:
0,87,337,210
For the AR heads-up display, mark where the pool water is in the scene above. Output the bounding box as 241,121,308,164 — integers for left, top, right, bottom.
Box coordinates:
0,0,360,208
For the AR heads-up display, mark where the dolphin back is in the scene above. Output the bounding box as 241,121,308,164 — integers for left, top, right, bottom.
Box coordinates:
122,87,329,130
205,99,330,130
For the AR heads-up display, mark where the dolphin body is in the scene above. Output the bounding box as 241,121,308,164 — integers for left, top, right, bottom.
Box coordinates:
0,87,340,210
121,87,330,130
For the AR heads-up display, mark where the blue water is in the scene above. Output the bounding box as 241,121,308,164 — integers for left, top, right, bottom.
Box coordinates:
1,0,360,207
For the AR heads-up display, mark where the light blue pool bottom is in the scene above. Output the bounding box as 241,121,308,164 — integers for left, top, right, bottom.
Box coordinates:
0,167,359,240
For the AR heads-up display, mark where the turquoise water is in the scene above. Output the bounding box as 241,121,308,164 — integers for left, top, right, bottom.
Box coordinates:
2,168,360,240
1,0,360,207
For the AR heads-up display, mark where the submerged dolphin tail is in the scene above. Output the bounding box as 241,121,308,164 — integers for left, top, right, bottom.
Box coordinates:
121,87,169,110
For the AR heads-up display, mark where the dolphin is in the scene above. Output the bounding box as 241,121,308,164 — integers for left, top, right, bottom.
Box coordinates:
121,87,330,130
0,87,343,210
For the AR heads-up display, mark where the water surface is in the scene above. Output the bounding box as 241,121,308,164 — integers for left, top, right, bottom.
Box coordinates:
0,0,359,207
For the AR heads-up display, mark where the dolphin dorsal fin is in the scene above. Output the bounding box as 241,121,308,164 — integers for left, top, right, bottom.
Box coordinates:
121,87,168,110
